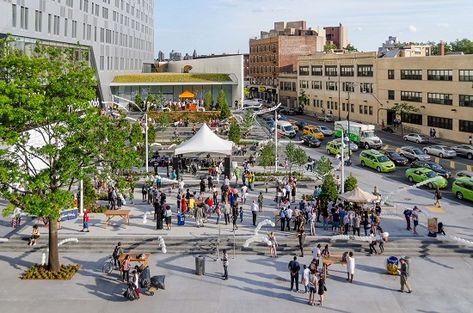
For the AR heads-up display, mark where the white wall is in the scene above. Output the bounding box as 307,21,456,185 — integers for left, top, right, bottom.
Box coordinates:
167,55,245,108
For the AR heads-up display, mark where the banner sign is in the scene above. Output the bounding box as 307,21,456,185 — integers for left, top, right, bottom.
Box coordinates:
60,209,78,222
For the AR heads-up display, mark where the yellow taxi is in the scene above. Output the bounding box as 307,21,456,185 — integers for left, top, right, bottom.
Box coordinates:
287,119,299,132
303,125,325,140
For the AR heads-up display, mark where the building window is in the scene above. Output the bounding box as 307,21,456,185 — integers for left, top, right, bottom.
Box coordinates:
311,81,322,90
100,56,104,70
369,106,373,115
401,91,422,102
325,66,338,77
72,20,77,38
401,113,423,125
64,18,68,36
53,15,60,35
299,66,309,76
428,116,452,130
84,0,89,12
360,83,373,94
299,80,309,89
340,66,354,77
342,82,355,92
326,81,338,91
87,24,92,40
388,90,395,100
12,4,17,27
401,69,422,80
311,66,323,76
459,95,473,107
351,103,354,113
427,93,452,105
35,10,42,32
48,14,51,33
459,70,473,82
20,6,29,30
459,120,473,133
427,69,452,81
357,65,373,77
363,106,368,114
388,69,395,80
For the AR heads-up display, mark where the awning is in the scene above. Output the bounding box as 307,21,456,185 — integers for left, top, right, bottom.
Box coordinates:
338,187,378,203
178,90,195,98
174,124,233,155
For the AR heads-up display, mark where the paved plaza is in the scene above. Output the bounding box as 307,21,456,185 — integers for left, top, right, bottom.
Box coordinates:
0,252,472,313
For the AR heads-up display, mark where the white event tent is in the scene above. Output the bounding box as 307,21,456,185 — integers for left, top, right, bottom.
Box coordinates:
174,123,233,155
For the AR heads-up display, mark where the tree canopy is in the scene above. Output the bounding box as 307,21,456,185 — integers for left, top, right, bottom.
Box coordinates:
218,90,231,119
228,121,241,144
0,38,142,271
258,142,275,169
241,109,255,135
203,91,212,111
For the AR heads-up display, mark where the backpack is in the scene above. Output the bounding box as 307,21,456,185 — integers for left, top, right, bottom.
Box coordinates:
113,246,120,258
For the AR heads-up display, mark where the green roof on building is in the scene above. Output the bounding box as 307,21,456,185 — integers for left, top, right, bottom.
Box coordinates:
112,73,233,84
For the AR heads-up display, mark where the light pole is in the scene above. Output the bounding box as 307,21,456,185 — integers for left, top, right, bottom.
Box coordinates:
339,127,345,194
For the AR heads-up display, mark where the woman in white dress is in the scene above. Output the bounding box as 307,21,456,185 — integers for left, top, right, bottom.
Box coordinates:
346,251,355,283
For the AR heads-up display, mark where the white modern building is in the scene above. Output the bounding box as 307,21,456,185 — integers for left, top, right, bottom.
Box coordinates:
0,0,155,101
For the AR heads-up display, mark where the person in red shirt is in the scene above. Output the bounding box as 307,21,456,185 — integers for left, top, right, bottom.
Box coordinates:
181,197,188,214
81,209,90,232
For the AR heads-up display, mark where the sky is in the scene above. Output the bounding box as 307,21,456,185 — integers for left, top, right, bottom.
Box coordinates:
154,0,473,57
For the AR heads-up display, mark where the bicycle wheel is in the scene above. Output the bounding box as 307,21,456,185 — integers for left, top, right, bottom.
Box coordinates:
102,260,113,274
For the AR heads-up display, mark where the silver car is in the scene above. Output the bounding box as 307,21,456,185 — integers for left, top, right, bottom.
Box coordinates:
316,125,334,136
455,170,473,179
422,145,457,158
403,133,430,144
333,138,359,151
399,146,431,161
452,144,473,160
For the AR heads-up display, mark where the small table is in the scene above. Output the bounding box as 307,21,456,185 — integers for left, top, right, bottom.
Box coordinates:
118,253,150,268
104,209,130,226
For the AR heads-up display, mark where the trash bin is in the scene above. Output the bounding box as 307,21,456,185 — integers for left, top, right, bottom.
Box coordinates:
177,213,185,226
386,256,399,275
195,255,205,275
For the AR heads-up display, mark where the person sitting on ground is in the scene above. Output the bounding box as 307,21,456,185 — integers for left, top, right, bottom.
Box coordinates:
28,224,40,246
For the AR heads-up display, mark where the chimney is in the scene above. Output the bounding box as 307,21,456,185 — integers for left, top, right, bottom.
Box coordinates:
439,41,445,56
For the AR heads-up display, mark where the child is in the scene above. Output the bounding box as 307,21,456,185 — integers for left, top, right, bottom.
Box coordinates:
221,249,229,280
28,225,40,246
239,206,243,223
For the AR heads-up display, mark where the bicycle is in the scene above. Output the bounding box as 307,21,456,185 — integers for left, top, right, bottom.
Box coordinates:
102,255,115,274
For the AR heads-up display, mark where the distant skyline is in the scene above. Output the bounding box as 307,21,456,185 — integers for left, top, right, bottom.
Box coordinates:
154,0,472,57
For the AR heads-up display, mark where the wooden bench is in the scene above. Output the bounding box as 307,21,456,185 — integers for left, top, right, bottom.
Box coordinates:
118,252,150,268
104,209,130,226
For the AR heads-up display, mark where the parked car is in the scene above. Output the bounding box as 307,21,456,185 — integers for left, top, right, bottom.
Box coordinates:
303,125,325,140
301,135,321,148
318,114,334,122
326,139,351,156
422,145,457,158
405,168,448,189
452,178,473,201
451,144,473,160
359,150,396,173
455,170,473,179
287,119,299,132
410,160,452,179
399,146,431,161
316,125,334,136
295,120,308,130
403,133,430,144
384,151,409,166
332,138,359,152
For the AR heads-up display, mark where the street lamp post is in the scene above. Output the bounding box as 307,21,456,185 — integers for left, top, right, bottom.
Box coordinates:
340,127,345,194
274,109,279,172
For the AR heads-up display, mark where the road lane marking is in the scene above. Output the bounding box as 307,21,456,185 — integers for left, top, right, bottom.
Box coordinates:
425,206,445,213
467,165,472,172
395,147,400,153
435,157,440,163
450,161,456,169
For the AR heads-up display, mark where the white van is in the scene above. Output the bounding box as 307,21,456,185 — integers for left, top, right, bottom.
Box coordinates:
277,121,296,138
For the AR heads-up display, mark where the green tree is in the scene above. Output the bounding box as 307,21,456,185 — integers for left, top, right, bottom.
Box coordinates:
203,91,213,111
0,39,141,272
259,142,275,170
134,94,144,111
241,109,255,136
319,174,338,205
298,89,308,113
314,156,333,178
346,44,358,52
156,114,170,130
285,142,307,173
216,89,227,111
82,176,97,211
228,121,241,144
324,43,337,52
391,102,419,135
344,174,358,192
244,87,250,98
450,38,473,54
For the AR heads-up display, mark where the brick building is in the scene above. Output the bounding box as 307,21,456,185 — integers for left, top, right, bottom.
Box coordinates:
324,23,348,49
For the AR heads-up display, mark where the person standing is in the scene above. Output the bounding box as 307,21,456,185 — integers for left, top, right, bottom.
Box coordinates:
257,192,264,212
311,244,321,270
353,213,361,236
251,200,258,226
165,205,172,230
317,275,327,306
308,268,318,306
297,227,306,257
346,251,355,283
81,209,90,232
231,204,238,231
285,206,293,231
112,242,123,269
398,258,412,293
268,232,278,257
288,256,301,292
122,254,131,282
309,209,316,236
412,206,421,235
280,208,286,231
434,188,442,207
403,208,412,231
221,249,229,280
223,201,230,225
302,264,310,294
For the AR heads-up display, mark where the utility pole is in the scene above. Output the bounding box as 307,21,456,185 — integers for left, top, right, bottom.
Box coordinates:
274,109,279,172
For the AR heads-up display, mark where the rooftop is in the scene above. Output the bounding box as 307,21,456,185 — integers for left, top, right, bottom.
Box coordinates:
111,73,233,84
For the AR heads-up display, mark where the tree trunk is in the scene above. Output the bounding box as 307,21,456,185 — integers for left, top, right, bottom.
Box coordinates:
48,219,60,272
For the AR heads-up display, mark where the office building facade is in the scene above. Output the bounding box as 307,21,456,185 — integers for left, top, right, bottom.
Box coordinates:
1,0,155,101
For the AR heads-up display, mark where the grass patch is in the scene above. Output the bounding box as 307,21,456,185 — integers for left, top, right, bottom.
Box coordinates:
21,264,80,280
148,111,221,123
112,73,233,84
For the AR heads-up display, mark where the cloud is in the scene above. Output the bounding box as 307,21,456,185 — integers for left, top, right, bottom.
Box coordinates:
436,23,449,28
356,27,363,32
408,25,417,32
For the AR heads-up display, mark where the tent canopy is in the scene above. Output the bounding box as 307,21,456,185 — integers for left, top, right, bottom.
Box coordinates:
174,124,233,155
178,90,195,98
338,187,378,203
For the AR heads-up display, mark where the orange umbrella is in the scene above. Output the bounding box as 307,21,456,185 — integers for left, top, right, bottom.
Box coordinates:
178,90,195,99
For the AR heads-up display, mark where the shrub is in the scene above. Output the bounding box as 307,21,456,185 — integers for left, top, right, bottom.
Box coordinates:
21,264,80,280
228,122,241,144
147,111,220,124
344,174,358,192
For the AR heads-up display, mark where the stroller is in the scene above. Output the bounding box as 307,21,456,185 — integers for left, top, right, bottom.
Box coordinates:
123,282,140,301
